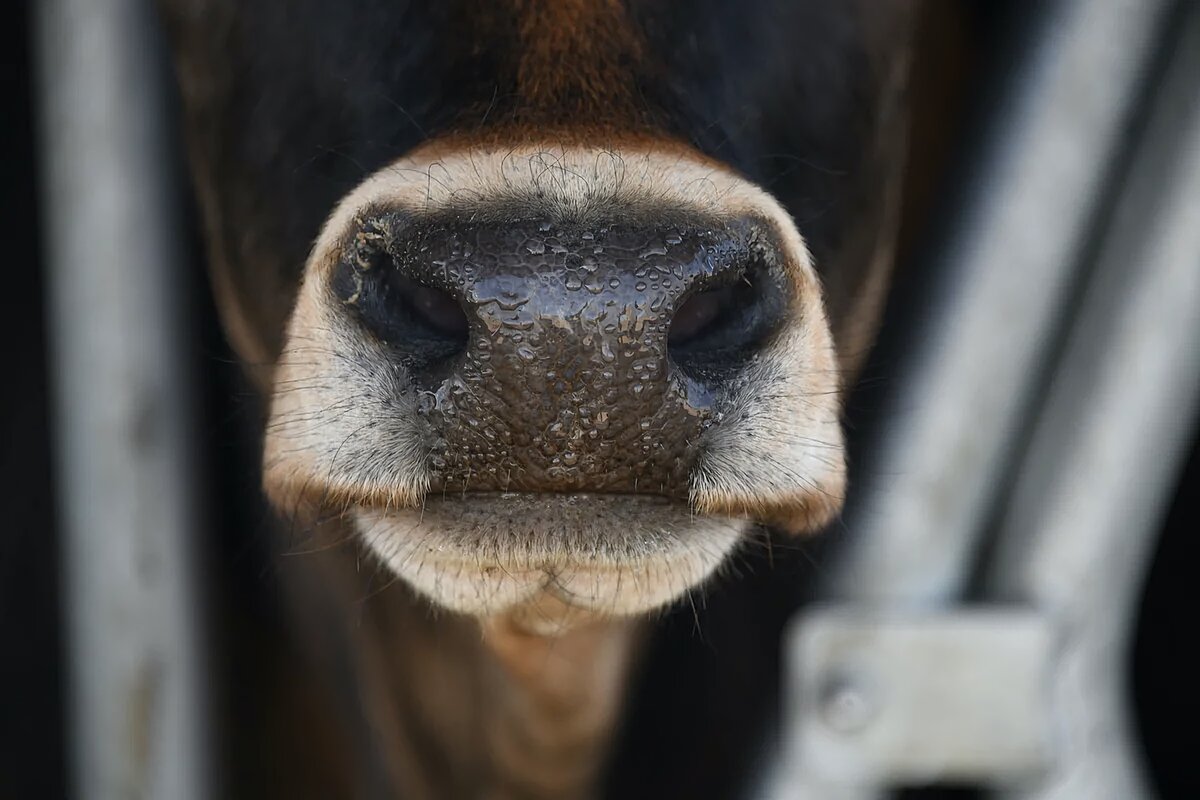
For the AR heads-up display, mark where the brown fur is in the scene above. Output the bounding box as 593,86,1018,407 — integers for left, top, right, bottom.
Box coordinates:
511,0,645,122
273,515,640,798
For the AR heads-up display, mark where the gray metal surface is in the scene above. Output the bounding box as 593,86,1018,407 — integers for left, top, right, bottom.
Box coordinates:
988,8,1200,797
828,0,1170,606
34,1,208,798
764,0,1192,796
784,610,1054,786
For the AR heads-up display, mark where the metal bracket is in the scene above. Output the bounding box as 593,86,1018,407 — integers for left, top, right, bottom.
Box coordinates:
782,609,1055,787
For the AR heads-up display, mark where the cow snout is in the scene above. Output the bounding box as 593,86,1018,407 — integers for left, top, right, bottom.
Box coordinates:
262,144,847,618
331,215,790,498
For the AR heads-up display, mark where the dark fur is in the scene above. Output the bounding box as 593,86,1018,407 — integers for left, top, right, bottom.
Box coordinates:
160,0,908,364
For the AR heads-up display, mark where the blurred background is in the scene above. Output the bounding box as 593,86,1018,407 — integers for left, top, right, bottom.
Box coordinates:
2,0,1198,798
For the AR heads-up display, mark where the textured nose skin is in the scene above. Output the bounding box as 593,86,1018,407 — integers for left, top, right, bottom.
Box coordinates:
333,211,788,498
403,219,744,496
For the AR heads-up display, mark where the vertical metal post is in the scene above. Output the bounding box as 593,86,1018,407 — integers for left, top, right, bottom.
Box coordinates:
826,0,1169,606
761,0,1181,797
988,8,1200,796
35,1,208,798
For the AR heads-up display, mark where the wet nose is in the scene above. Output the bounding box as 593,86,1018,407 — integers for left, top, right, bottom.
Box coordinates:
333,214,790,496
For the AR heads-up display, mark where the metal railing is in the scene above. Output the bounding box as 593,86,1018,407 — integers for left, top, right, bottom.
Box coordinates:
763,1,1200,797
35,1,209,798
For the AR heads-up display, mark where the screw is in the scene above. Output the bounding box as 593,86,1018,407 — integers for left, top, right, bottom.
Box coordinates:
818,672,878,734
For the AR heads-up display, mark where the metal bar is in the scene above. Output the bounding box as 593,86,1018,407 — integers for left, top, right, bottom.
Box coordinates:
827,0,1170,605
34,2,208,798
987,6,1200,797
762,0,1175,796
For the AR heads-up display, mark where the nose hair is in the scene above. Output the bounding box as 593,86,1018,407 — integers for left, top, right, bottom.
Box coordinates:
334,216,789,496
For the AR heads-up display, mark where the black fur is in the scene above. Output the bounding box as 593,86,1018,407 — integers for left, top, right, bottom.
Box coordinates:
160,0,905,358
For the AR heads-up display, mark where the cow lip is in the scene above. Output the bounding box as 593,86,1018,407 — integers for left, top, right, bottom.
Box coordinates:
350,493,751,617
350,492,735,565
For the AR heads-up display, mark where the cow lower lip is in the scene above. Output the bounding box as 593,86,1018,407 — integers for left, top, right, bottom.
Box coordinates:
356,492,704,561
351,492,750,616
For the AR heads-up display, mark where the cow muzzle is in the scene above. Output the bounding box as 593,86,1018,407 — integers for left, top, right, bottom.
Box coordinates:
263,143,846,623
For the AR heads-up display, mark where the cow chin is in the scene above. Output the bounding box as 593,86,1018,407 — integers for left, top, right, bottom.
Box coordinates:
262,141,848,626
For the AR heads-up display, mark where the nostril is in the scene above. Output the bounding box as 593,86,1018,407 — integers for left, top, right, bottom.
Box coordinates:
367,271,469,371
667,263,789,381
668,285,734,347
394,275,469,339
333,241,470,375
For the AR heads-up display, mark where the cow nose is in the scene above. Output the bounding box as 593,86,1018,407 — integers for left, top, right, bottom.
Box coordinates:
334,215,790,496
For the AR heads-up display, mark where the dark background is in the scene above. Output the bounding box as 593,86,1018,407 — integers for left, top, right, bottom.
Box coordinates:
2,1,1196,797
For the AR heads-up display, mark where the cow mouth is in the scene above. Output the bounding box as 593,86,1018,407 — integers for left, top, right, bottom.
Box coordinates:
351,492,750,619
